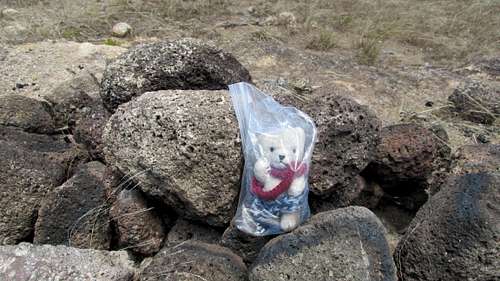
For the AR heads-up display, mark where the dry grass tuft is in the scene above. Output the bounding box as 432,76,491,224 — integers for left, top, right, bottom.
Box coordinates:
306,29,336,51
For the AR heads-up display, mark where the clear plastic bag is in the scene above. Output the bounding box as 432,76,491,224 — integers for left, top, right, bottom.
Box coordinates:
229,82,317,236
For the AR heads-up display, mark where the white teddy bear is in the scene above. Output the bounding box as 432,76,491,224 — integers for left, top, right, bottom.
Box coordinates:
251,127,308,232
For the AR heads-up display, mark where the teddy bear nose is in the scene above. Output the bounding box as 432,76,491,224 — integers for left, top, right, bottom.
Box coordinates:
279,155,285,161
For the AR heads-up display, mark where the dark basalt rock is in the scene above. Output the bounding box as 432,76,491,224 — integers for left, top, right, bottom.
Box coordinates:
0,126,88,245
100,38,251,112
0,94,55,134
220,220,272,265
310,175,384,213
110,189,165,256
250,206,397,281
167,218,221,245
366,123,450,185
139,240,247,281
103,90,241,226
34,161,111,250
45,72,110,160
74,103,110,161
394,173,500,281
448,80,499,124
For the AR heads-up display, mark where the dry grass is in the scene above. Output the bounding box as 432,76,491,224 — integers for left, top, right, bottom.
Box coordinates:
1,0,499,66
306,29,336,51
291,0,499,65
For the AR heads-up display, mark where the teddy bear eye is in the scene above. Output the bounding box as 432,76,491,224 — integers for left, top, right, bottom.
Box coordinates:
270,147,275,152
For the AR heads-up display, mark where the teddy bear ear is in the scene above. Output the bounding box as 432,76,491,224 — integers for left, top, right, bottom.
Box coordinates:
252,132,266,145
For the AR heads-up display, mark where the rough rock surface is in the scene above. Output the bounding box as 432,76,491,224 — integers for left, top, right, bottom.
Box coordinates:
0,126,87,245
0,242,135,281
394,173,500,281
274,89,382,197
104,90,241,226
45,72,100,128
34,161,111,250
100,38,251,111
366,123,450,185
74,103,110,160
0,94,55,134
112,22,132,37
110,189,165,256
220,221,272,265
310,175,384,213
167,219,221,245
448,80,499,124
450,144,500,175
250,206,397,281
139,240,247,281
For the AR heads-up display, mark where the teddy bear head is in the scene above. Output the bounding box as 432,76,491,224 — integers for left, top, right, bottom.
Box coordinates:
254,127,306,169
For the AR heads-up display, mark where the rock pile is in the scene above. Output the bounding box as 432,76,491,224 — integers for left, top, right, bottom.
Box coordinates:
0,38,497,281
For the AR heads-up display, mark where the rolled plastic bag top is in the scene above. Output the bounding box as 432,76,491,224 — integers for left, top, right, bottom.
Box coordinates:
229,82,316,236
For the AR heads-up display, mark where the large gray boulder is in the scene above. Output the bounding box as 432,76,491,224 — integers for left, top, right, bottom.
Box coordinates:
100,38,251,112
33,161,111,250
0,94,55,134
139,241,247,281
0,243,135,281
104,90,240,226
394,173,500,281
0,126,88,245
249,206,397,281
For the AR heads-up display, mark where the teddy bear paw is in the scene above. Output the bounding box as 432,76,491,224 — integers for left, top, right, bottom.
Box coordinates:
280,213,300,232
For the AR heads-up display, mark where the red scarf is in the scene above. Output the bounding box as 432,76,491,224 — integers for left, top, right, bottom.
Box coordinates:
251,162,308,201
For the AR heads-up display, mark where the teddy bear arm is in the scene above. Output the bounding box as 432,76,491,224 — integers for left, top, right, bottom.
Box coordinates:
254,158,270,183
288,175,306,196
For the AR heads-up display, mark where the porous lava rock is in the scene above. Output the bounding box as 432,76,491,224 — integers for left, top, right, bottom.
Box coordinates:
110,188,165,256
104,90,240,226
0,94,55,134
0,126,87,245
448,80,499,124
34,161,111,250
0,243,135,281
394,173,500,281
100,38,251,112
249,206,397,281
310,175,384,213
74,104,110,160
167,218,221,245
139,240,247,281
366,123,450,185
220,221,272,265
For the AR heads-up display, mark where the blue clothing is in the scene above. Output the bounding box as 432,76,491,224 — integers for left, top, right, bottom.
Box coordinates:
243,187,310,234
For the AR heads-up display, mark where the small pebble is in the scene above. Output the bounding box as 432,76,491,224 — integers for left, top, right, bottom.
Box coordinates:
111,22,132,38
